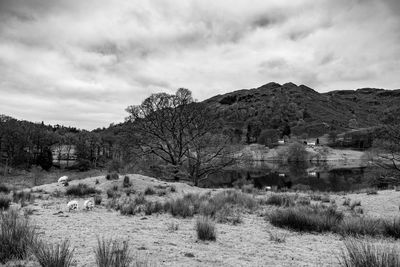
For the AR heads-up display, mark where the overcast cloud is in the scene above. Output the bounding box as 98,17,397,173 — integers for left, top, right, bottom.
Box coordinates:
1,0,399,129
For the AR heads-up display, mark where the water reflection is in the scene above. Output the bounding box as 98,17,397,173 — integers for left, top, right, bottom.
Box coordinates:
201,160,371,192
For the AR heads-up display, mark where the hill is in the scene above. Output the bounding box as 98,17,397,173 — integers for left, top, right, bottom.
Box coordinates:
202,82,400,141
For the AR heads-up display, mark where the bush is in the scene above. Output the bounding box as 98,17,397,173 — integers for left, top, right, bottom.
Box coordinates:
106,173,119,181
267,205,344,233
0,209,36,263
32,239,75,267
66,184,100,197
123,176,130,188
107,189,120,199
196,216,216,241
94,195,102,205
95,238,132,267
338,238,400,267
265,193,296,207
0,184,10,194
144,187,156,195
337,217,383,237
0,194,11,210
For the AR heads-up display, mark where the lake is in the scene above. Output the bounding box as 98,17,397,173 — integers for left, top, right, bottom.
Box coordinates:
201,159,375,192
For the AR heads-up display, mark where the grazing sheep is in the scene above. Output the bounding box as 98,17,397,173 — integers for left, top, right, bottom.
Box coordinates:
84,199,94,211
58,176,69,186
67,200,78,212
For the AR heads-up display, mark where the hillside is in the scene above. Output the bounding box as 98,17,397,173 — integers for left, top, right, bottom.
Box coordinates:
202,82,400,140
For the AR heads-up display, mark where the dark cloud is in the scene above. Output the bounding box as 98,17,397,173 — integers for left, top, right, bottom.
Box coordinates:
0,0,399,129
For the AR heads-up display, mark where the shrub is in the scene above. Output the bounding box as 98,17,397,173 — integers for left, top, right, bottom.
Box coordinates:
13,190,34,206
0,194,11,210
267,205,344,233
106,173,119,181
0,209,36,263
265,193,296,207
32,239,75,267
338,238,400,267
196,216,216,241
0,184,10,194
94,195,102,205
337,217,383,237
144,187,156,195
123,176,130,188
66,184,100,197
95,238,132,267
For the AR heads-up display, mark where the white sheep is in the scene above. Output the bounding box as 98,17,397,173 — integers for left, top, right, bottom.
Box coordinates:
67,200,78,212
58,176,69,186
84,199,94,211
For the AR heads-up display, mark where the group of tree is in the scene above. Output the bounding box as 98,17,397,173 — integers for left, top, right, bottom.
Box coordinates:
0,115,124,174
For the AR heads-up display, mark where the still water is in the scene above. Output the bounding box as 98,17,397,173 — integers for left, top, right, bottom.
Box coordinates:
201,160,374,192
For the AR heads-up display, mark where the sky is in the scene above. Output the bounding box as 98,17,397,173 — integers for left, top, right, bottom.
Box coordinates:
1,0,400,130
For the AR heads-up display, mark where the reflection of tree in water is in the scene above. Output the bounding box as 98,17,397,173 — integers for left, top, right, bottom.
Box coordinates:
287,161,309,179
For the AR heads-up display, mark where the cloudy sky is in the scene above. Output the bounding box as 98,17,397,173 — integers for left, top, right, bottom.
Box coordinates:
1,0,400,129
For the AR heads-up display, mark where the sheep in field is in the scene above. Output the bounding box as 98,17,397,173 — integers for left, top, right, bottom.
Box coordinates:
67,200,78,212
84,199,94,211
58,176,69,186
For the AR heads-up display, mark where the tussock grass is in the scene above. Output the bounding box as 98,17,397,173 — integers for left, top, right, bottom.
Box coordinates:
0,184,10,194
267,205,344,233
164,190,257,220
94,195,102,205
94,238,132,267
269,232,287,243
66,184,100,197
0,209,36,263
0,194,11,210
32,239,75,267
12,190,34,207
296,196,311,206
196,216,216,241
338,238,400,267
106,173,119,181
265,193,296,207
123,176,130,188
144,201,163,215
383,218,400,239
144,187,156,195
337,217,382,237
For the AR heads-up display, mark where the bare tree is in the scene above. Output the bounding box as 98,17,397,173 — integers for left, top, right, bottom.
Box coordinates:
125,88,234,184
372,124,400,173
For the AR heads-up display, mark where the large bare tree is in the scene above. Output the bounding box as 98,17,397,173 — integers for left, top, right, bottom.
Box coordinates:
125,88,234,185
